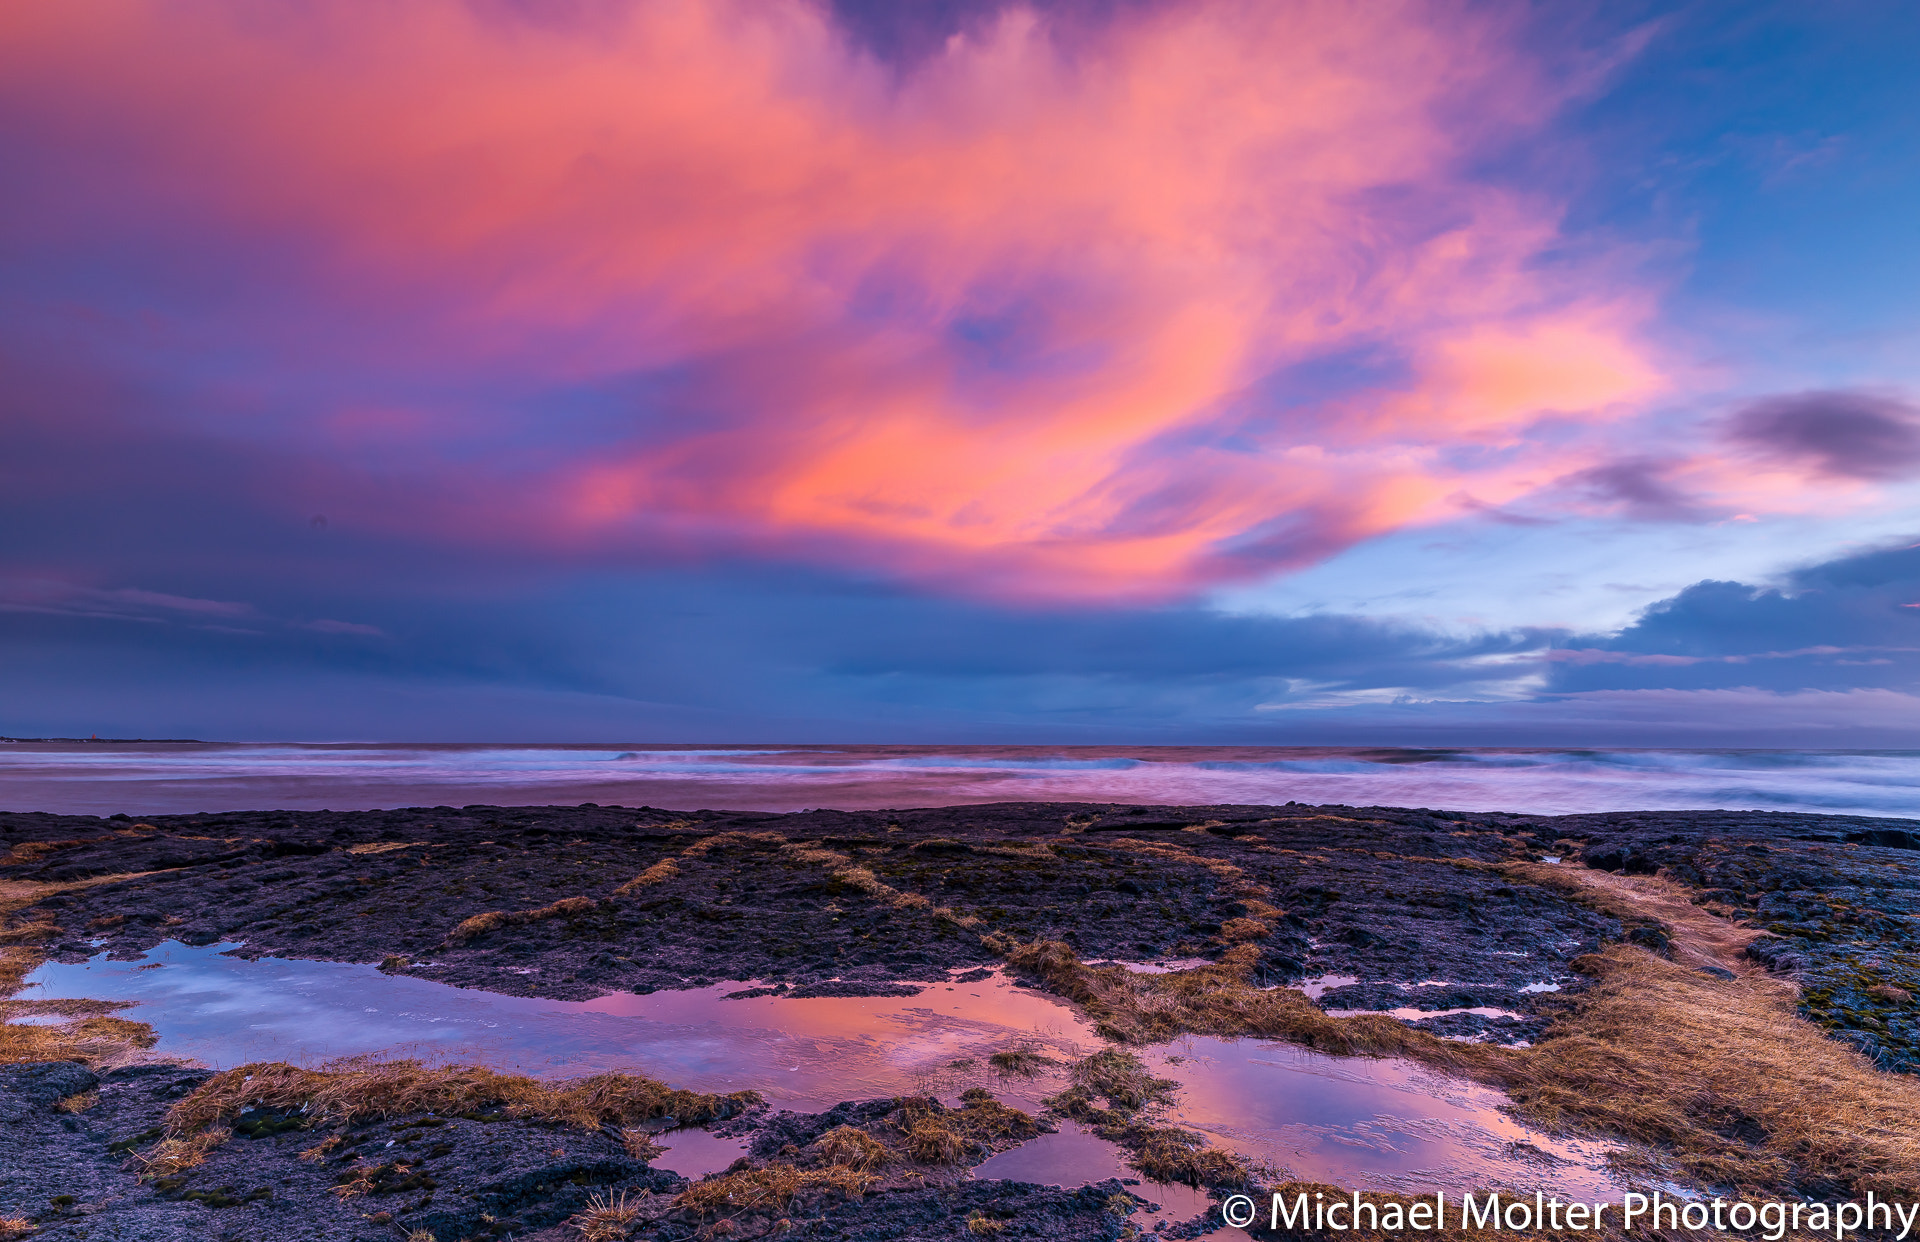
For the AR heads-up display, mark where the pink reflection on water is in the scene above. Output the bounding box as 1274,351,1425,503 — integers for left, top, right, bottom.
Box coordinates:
973,1121,1229,1236
20,945,1093,1112
1148,1038,1623,1199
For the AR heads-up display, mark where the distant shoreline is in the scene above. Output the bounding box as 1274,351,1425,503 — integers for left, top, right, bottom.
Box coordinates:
0,737,206,744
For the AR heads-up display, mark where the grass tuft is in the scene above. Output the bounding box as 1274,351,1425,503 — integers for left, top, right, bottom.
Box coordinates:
614,859,680,897
164,1059,760,1139
987,1047,1056,1077
128,1127,232,1179
1,1013,158,1068
571,1188,648,1240
675,1163,873,1218
620,1127,665,1161
816,1124,888,1170
444,895,598,945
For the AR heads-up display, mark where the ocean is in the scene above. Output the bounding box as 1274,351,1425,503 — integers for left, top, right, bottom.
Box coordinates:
2,742,1917,819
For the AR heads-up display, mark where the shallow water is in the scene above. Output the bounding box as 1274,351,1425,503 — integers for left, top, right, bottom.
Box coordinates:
4,741,1918,817
1145,1039,1620,1200
972,1121,1221,1229
20,942,1094,1112
19,943,1625,1207
646,1127,751,1180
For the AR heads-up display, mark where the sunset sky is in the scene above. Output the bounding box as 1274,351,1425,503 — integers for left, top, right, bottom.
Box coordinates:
5,0,1920,743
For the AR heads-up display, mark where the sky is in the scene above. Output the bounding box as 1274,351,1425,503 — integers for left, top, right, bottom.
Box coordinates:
3,0,1920,744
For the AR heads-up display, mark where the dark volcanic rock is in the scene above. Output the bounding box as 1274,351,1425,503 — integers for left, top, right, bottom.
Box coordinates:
0,1060,683,1242
9,798,1920,1070
10,799,1920,1236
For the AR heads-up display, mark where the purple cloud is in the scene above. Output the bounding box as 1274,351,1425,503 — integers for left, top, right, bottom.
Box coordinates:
1728,390,1920,481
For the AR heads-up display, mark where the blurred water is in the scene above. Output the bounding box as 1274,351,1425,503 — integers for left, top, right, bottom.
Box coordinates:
2,741,1917,817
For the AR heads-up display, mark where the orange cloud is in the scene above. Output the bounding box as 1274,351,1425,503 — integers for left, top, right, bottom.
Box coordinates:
0,0,1683,599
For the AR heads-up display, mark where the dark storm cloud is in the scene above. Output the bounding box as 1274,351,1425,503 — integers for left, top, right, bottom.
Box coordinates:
1547,539,1920,694
1727,390,1920,481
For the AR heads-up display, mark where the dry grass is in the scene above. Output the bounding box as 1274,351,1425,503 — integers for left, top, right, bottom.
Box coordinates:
571,1188,649,1240
1049,1047,1178,1118
299,1134,345,1161
1131,1126,1252,1187
987,1048,1055,1076
1495,943,1920,1196
953,1088,1042,1142
164,1059,761,1139
620,1127,666,1161
816,1124,887,1170
55,1089,98,1113
1045,1047,1250,1187
900,1110,967,1164
0,1014,158,1067
128,1127,232,1179
0,869,172,1066
1008,857,1920,1198
1004,938,1461,1063
0,1218,34,1239
614,859,680,897
676,1163,874,1218
780,842,981,928
1501,862,1782,986
0,997,134,1019
445,895,597,945
887,1092,1043,1166
0,839,92,868
680,831,787,858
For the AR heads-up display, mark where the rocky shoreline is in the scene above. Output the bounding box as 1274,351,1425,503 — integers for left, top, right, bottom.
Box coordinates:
4,799,1918,1239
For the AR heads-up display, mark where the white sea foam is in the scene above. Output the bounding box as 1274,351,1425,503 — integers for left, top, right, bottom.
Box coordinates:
1,741,1916,817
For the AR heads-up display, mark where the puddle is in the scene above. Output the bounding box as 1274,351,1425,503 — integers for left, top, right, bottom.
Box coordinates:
1324,1007,1529,1022
648,1127,751,1179
19,944,1625,1207
1088,958,1213,975
1147,1038,1622,1199
1298,974,1360,999
19,943,1093,1113
974,1120,1227,1235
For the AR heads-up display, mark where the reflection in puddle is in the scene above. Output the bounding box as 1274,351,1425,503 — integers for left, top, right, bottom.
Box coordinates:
19,943,1093,1113
1148,1038,1621,1200
973,1121,1226,1235
1324,1006,1528,1021
20,943,1624,1205
648,1128,751,1179
1087,958,1213,975
1298,974,1359,999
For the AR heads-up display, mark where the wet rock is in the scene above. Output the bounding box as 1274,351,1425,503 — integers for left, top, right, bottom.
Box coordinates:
786,981,925,999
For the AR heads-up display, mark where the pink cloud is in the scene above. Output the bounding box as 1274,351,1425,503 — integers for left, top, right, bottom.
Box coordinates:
1,0,1701,599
